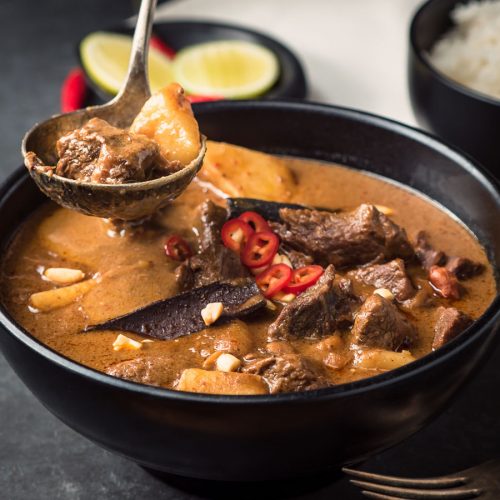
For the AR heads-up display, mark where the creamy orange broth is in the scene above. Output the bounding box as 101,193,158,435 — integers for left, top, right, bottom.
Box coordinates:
0,143,495,389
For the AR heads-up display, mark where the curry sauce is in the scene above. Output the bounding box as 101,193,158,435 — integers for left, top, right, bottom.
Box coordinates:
1,143,496,393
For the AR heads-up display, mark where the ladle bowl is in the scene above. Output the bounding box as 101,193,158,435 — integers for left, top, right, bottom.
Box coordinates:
21,0,206,221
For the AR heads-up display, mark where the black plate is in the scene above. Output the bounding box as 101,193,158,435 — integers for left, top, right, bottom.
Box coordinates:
0,101,499,481
79,20,308,103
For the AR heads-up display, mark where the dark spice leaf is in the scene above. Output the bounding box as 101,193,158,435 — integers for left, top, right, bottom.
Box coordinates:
85,278,265,340
227,198,339,222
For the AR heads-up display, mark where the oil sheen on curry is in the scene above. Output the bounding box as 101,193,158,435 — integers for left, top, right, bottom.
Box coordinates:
2,142,496,395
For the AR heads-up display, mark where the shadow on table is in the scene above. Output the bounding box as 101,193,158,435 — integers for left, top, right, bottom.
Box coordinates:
144,467,344,499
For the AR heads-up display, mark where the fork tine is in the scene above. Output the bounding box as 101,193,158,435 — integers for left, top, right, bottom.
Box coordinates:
361,493,411,500
349,479,481,499
343,468,468,489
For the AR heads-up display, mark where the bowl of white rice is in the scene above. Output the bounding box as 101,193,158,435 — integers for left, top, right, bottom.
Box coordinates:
409,0,500,176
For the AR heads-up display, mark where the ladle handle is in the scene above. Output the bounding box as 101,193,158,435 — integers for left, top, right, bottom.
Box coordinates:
113,0,157,110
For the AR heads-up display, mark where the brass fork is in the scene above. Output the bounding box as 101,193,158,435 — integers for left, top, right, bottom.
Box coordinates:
343,459,500,499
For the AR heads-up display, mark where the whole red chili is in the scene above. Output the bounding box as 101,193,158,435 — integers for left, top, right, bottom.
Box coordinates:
241,231,279,268
150,35,176,59
187,94,224,103
164,235,192,261
255,264,292,298
61,68,87,113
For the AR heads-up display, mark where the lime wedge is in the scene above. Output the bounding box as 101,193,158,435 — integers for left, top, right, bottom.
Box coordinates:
172,40,280,99
80,31,174,95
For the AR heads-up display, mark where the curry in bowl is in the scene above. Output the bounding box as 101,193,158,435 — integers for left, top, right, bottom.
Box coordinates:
2,137,495,395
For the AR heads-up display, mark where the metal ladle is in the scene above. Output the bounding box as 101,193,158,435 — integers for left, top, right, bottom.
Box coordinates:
21,0,206,221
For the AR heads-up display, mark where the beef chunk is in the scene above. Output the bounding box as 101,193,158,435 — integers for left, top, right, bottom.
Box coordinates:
55,118,176,183
432,307,473,350
352,259,416,301
445,256,484,280
106,355,173,387
268,265,358,340
280,244,314,268
351,294,417,351
270,204,414,268
176,201,249,290
415,232,484,281
414,231,446,271
243,353,329,393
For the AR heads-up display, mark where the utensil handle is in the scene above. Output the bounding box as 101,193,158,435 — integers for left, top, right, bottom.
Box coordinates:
113,0,157,109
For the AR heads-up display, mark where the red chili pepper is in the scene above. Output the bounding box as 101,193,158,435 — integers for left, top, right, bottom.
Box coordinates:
61,68,87,113
150,35,176,59
429,265,461,299
255,264,292,298
238,211,271,233
221,219,254,253
165,235,192,261
283,265,324,294
187,94,224,103
241,231,279,268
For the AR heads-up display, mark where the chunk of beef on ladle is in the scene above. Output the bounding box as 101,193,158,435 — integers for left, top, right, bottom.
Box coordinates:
350,258,416,301
270,204,414,268
351,294,418,351
176,201,249,290
268,265,358,341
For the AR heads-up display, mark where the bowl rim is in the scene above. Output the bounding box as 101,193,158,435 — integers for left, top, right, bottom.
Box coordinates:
1,99,499,405
78,18,308,102
409,0,500,108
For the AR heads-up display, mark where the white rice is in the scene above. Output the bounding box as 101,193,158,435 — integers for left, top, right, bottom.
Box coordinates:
428,0,500,100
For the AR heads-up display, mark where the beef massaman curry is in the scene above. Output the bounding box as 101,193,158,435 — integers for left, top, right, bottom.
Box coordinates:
4,84,496,395
2,142,495,395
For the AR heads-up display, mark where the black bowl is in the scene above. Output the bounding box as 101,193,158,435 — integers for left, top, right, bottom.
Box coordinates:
0,101,499,481
79,20,307,102
408,0,500,178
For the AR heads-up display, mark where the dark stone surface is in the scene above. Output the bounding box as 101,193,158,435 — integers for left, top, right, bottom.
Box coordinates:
0,1,499,499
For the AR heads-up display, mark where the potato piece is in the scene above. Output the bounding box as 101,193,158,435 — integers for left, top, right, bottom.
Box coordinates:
198,141,296,201
176,368,268,395
355,349,415,371
213,320,254,356
30,279,96,312
130,83,200,165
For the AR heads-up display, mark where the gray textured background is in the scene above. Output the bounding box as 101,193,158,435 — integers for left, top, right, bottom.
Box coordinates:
1,1,499,499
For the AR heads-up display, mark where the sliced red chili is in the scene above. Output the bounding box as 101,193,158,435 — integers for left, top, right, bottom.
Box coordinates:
238,211,271,233
241,231,279,268
283,265,324,294
221,219,254,253
255,264,292,298
165,235,192,261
